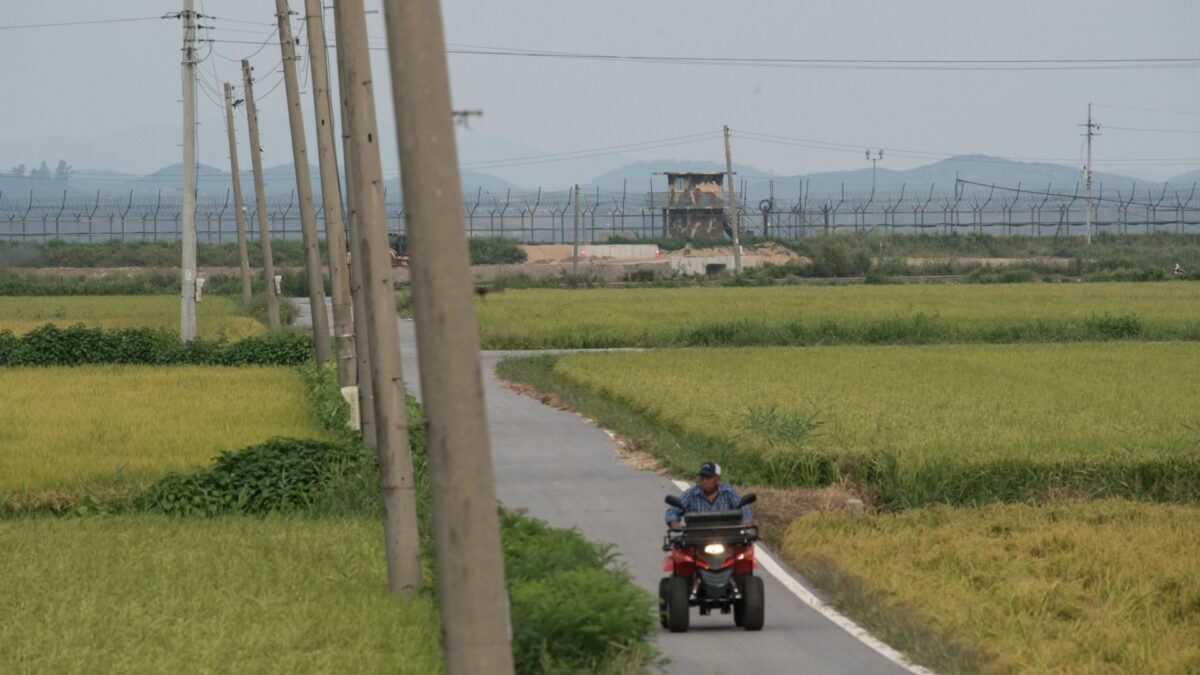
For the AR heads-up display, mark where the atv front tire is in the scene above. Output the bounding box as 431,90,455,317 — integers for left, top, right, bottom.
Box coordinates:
658,578,670,628
741,575,765,631
666,576,690,633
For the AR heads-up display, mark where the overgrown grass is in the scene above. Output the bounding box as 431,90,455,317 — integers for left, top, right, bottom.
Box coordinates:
0,237,533,269
783,500,1200,674
474,283,1200,349
0,295,266,338
500,343,1200,508
0,365,327,513
0,265,330,302
0,515,444,674
0,238,313,268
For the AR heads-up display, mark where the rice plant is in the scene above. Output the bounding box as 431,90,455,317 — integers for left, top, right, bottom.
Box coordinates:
783,500,1200,674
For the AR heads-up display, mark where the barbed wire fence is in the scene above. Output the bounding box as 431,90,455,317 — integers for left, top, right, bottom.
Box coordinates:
2,179,1198,245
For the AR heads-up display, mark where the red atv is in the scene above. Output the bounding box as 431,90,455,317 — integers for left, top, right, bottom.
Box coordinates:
659,493,764,632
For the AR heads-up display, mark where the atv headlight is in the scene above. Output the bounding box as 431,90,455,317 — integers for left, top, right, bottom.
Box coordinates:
704,543,725,555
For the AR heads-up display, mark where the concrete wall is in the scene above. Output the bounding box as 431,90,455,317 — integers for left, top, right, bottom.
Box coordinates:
669,253,760,276
580,244,660,260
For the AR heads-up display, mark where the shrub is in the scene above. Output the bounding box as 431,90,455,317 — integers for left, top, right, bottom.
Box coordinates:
0,324,313,366
136,437,370,516
470,237,528,265
810,241,855,277
967,267,1037,284
509,567,654,674
247,293,299,326
1085,267,1167,282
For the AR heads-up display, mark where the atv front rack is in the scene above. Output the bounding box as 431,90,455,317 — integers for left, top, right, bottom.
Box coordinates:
663,523,759,551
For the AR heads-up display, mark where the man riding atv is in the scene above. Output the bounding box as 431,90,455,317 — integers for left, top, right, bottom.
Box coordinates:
660,461,763,632
665,461,752,530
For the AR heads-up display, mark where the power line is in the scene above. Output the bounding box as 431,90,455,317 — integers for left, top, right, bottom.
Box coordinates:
461,131,722,169
0,16,162,30
460,137,723,170
200,38,1200,71
1104,125,1200,134
734,128,1200,166
206,16,275,28
954,178,1189,207
1092,103,1200,116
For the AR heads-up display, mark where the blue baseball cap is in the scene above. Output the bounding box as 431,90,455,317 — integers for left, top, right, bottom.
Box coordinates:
698,461,721,477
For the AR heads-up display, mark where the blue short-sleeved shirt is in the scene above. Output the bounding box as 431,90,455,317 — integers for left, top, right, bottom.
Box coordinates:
665,482,751,525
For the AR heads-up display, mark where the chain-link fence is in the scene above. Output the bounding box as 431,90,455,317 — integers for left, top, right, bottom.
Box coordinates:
3,180,1198,244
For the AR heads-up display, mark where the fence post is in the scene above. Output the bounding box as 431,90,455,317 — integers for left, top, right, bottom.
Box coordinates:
468,187,481,239
152,190,162,242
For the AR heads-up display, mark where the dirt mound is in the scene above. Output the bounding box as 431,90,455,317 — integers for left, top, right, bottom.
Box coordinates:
521,244,575,264
667,243,804,266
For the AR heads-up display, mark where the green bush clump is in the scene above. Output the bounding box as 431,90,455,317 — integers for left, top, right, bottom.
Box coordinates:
246,293,299,326
136,437,369,516
1085,267,1167,282
966,267,1037,284
501,512,653,673
470,237,528,265
0,324,312,366
509,567,654,674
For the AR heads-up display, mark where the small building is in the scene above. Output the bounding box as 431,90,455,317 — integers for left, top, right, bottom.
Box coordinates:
656,171,731,240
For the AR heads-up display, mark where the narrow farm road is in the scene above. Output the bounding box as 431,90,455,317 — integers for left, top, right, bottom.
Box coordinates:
294,301,916,674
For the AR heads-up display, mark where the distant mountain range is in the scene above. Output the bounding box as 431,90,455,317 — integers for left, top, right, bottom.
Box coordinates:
3,154,1198,205
6,121,1199,204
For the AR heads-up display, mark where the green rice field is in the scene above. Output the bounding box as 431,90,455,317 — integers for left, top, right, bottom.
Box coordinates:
542,342,1200,506
0,295,265,340
474,283,1200,348
0,365,326,511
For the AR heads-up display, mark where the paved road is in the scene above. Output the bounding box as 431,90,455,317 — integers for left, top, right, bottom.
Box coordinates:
294,301,912,674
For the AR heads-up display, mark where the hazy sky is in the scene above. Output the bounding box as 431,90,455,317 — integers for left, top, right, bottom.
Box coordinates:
3,0,1200,183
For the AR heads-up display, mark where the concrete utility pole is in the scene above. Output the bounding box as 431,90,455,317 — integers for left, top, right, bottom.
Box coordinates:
572,184,581,274
723,125,742,275
222,82,254,310
275,0,332,366
180,0,198,341
334,0,422,595
1082,103,1099,245
304,0,355,387
381,1,515,672
241,59,281,330
332,7,375,442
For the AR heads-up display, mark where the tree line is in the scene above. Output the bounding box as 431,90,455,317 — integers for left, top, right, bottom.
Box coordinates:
8,160,73,180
